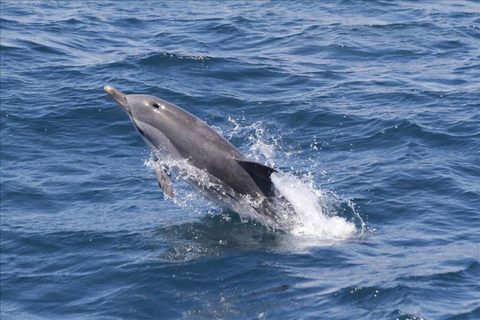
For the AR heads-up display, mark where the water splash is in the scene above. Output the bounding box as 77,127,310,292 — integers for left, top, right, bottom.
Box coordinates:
272,172,360,239
233,117,364,240
144,156,221,217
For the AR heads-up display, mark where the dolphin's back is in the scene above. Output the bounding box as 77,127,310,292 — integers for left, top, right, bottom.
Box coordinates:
147,98,264,197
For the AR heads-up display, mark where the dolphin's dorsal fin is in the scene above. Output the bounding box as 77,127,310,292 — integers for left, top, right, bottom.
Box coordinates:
235,160,277,197
155,167,174,198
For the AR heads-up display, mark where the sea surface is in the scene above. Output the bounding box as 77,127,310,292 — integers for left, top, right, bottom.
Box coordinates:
1,1,479,319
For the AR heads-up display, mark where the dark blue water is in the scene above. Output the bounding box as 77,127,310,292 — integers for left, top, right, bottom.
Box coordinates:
1,1,479,319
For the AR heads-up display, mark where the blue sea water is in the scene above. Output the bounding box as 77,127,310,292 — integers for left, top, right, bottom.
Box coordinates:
1,1,479,319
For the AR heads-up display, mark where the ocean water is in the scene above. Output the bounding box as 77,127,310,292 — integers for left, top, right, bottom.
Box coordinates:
1,1,479,319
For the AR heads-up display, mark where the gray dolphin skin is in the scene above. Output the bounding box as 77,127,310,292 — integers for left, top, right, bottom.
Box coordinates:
104,85,291,224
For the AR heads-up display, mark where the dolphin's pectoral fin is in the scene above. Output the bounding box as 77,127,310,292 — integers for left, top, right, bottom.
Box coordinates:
235,160,277,197
155,167,174,199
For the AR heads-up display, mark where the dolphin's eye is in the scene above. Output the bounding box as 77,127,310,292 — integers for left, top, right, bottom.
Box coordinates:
152,103,160,109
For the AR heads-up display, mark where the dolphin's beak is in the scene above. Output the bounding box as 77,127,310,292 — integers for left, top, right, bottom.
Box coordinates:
104,85,129,114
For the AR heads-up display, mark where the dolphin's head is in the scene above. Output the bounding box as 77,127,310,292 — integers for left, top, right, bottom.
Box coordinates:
104,85,172,150
104,85,167,123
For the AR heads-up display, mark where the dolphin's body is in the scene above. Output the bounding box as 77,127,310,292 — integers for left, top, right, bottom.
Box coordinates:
104,86,292,225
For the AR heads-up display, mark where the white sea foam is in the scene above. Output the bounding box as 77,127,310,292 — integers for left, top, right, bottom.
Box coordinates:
271,172,358,239
240,119,363,240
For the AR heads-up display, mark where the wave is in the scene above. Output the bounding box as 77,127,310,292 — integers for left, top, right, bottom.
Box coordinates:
136,52,214,65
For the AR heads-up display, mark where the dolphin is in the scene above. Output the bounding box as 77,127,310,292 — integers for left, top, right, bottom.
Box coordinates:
104,86,293,225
